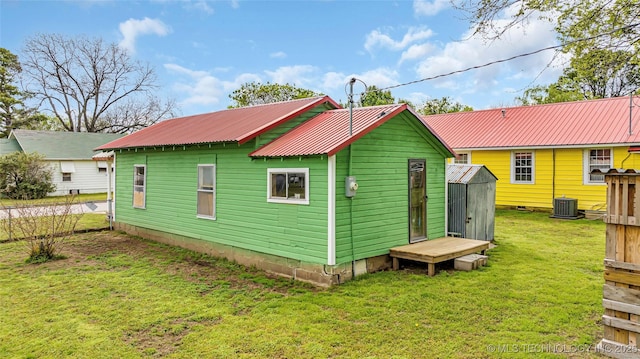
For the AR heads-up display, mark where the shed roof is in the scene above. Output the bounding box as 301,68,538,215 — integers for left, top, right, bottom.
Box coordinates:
97,96,340,150
9,130,124,160
250,103,454,157
447,164,498,184
423,96,640,150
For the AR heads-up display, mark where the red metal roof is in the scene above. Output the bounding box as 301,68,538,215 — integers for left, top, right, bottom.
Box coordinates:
96,96,340,150
250,104,454,157
422,96,640,149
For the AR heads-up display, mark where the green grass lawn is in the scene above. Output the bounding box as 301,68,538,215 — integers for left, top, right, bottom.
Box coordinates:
0,210,605,358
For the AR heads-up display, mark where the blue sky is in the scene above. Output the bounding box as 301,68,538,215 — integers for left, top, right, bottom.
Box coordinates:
1,0,563,117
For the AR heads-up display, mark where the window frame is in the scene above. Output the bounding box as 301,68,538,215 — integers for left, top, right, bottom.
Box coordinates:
453,152,471,164
62,172,72,182
583,148,612,185
267,168,309,205
197,164,216,220
133,164,146,209
510,151,535,184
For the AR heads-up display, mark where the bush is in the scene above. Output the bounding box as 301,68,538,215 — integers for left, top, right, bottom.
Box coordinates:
2,195,82,262
0,152,55,199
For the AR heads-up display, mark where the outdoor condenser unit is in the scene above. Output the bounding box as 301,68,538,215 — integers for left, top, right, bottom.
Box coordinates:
553,197,578,219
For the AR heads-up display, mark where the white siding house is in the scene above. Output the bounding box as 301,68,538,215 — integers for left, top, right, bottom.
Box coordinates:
0,130,123,196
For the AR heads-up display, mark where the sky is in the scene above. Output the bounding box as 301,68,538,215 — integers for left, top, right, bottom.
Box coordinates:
0,0,565,118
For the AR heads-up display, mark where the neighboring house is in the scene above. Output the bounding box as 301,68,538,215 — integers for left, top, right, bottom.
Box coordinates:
96,96,455,286
423,96,640,212
0,129,124,196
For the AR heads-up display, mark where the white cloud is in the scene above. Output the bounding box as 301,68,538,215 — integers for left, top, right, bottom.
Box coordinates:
119,17,170,54
164,63,224,108
164,64,266,112
357,68,399,89
414,10,562,95
413,0,450,16
399,43,435,64
270,51,287,59
321,72,349,91
265,65,319,88
364,26,434,53
187,1,214,14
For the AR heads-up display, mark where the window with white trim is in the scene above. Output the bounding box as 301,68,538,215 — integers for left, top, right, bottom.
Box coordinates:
511,151,534,184
267,168,309,204
133,165,146,209
62,173,72,182
197,165,216,219
454,153,470,164
584,148,612,184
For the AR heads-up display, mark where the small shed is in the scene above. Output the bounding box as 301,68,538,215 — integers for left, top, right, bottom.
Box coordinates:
447,164,498,241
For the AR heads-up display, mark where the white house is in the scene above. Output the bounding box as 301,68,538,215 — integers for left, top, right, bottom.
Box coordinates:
0,130,124,196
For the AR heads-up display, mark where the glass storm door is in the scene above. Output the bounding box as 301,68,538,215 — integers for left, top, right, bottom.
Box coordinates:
409,159,427,243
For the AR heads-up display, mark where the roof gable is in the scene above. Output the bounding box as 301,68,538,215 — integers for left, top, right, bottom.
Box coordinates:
0,138,21,155
423,96,640,149
97,96,341,150
250,104,454,157
10,130,124,159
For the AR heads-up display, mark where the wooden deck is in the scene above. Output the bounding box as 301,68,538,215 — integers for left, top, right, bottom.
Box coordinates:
389,237,490,276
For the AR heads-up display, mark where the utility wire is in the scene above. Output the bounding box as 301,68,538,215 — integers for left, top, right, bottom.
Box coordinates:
362,22,640,96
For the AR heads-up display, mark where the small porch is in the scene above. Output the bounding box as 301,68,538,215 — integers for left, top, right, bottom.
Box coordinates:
389,237,490,276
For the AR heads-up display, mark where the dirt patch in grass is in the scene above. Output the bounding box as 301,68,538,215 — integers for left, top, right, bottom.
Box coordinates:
15,231,317,295
123,318,221,358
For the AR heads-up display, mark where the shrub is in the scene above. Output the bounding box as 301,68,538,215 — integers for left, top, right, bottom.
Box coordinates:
2,195,82,262
0,152,55,199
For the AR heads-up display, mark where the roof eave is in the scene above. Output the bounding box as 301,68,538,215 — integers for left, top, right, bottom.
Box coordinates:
453,142,640,151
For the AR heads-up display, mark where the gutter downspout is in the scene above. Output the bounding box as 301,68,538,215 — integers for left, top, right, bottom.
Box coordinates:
348,78,356,279
552,149,556,202
444,158,448,236
327,155,336,265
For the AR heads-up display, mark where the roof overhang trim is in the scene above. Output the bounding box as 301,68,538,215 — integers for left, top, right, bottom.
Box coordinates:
453,143,640,151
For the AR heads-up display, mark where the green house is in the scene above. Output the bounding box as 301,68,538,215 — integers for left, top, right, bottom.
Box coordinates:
97,96,455,286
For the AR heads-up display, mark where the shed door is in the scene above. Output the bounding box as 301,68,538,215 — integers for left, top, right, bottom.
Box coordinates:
409,159,427,243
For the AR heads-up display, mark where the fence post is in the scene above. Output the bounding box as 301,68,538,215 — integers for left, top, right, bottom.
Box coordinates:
7,207,12,241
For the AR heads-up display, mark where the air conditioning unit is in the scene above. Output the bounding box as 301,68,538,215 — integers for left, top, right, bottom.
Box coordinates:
552,197,579,219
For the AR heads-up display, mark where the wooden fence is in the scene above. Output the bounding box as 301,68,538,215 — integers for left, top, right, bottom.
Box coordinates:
598,170,640,358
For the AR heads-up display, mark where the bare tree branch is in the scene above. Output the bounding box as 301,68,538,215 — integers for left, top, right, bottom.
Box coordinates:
21,34,175,133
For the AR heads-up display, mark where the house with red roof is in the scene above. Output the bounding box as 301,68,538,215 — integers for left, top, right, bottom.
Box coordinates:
423,96,640,214
97,96,455,286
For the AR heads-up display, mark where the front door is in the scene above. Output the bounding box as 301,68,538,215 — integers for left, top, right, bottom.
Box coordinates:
409,159,427,243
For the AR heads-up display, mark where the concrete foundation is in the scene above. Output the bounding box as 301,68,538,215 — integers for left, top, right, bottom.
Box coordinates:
114,222,392,287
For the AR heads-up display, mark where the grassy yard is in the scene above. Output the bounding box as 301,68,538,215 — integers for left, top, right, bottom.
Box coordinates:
0,210,605,358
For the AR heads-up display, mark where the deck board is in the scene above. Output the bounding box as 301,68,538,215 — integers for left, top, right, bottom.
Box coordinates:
389,237,490,276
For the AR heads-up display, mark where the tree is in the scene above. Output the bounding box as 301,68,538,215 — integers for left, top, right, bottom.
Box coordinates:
0,152,55,200
416,97,473,115
21,34,176,133
228,82,322,108
0,48,45,137
358,85,396,107
453,0,639,47
517,49,640,105
454,0,640,101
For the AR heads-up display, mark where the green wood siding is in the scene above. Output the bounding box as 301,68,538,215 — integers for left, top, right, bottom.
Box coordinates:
334,113,449,264
114,143,329,263
255,104,336,148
